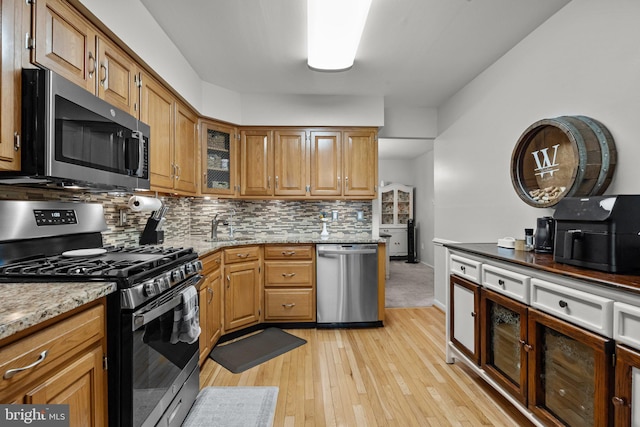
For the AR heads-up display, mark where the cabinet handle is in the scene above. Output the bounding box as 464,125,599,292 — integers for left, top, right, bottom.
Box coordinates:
612,396,627,406
175,164,181,181
99,60,108,89
338,176,341,187
345,176,349,187
267,176,271,189
460,265,466,273
498,279,505,287
282,303,296,308
226,275,230,288
282,273,296,278
470,311,476,318
519,340,533,352
207,287,214,303
275,176,279,189
236,253,249,258
281,251,296,256
170,163,176,179
88,51,96,78
4,350,48,379
558,300,568,309
14,132,20,151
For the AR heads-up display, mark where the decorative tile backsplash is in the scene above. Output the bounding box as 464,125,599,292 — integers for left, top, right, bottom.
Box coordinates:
0,186,372,246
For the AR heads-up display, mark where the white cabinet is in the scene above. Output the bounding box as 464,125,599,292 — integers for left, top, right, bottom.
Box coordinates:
380,228,407,257
450,274,480,364
379,183,413,226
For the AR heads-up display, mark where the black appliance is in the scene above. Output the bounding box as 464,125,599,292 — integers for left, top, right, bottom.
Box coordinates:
0,69,150,191
0,200,202,427
553,195,640,273
406,219,418,263
534,216,555,254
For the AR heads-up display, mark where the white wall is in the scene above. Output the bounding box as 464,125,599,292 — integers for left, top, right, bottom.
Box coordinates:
413,150,435,266
379,160,416,187
432,0,640,306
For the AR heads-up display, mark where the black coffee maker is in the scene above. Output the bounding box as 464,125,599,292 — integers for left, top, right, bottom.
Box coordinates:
534,216,555,253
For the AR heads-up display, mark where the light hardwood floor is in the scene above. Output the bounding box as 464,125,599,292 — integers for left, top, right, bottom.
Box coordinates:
200,307,534,426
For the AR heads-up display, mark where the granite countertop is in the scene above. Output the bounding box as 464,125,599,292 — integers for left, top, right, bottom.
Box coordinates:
165,233,386,258
0,282,117,341
445,242,640,294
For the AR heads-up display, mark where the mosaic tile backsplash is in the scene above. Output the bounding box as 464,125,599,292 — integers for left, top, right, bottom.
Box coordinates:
0,186,373,246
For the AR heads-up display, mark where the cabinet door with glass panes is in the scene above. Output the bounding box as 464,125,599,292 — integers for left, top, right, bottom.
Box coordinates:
379,183,413,226
201,120,238,196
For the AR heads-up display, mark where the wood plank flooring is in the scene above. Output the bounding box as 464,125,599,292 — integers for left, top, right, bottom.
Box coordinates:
200,307,534,426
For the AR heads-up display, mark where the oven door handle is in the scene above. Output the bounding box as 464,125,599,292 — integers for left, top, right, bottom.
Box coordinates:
133,294,183,329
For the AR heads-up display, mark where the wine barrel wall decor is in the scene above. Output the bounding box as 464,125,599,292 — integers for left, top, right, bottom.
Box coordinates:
510,115,617,208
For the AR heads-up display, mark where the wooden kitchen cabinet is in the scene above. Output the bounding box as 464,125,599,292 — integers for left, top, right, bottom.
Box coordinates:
0,300,107,426
343,129,377,197
201,120,238,196
613,344,640,426
223,246,262,332
309,131,342,197
273,129,308,197
264,245,316,322
33,0,138,116
173,102,199,194
240,129,273,197
450,274,481,364
198,251,222,365
0,0,26,171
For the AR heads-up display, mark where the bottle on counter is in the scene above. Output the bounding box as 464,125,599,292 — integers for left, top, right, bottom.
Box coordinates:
524,228,534,251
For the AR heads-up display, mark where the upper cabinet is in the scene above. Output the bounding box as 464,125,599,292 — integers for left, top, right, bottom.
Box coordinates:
379,183,414,227
0,0,27,171
240,129,273,197
309,131,342,197
32,0,138,116
201,120,238,196
173,102,199,194
273,129,308,197
343,129,377,197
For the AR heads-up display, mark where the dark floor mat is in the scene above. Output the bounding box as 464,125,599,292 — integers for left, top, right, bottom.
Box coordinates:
209,328,307,373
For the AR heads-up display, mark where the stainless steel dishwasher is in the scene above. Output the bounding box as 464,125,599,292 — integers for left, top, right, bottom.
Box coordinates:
316,244,381,326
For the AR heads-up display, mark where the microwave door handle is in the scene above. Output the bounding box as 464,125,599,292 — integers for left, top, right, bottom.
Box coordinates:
138,134,146,177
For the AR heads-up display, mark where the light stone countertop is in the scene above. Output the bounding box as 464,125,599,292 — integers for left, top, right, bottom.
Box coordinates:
0,282,117,341
0,234,384,342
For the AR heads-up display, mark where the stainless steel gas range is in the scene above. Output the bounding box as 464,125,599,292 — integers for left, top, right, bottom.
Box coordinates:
0,200,203,427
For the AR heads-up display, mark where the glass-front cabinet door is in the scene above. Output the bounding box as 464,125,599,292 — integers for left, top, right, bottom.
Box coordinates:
201,120,237,196
481,289,528,404
527,309,613,427
378,183,413,226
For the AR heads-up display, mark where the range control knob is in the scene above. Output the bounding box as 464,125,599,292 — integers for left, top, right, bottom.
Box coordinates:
172,267,186,282
143,280,157,297
155,277,169,292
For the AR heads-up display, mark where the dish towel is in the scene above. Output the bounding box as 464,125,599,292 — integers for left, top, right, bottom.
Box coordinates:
170,286,201,344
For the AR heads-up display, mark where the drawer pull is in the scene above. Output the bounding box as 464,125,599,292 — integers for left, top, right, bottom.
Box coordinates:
236,253,249,258
498,279,505,287
558,300,568,309
282,303,296,308
470,311,476,318
612,396,627,406
460,265,466,273
4,350,48,379
282,251,296,256
282,273,297,278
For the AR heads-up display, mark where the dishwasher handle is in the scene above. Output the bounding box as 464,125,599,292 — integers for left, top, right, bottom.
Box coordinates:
317,246,378,256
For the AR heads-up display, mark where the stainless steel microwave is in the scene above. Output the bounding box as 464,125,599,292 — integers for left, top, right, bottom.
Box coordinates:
0,68,150,191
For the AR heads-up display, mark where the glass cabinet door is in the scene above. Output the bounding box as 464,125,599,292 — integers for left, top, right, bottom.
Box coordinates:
381,189,394,225
481,289,528,404
201,122,237,196
397,189,411,225
528,309,613,427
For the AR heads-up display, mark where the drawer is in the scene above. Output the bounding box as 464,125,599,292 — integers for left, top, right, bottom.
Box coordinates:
264,289,315,321
264,245,314,260
482,264,531,304
614,302,640,350
265,261,313,286
530,278,614,337
0,303,105,396
200,251,222,275
224,246,260,264
450,254,482,284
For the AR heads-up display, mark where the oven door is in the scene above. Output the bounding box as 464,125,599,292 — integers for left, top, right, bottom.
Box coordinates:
128,278,201,427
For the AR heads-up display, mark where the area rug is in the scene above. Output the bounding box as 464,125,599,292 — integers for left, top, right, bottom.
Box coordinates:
209,328,306,373
182,386,278,427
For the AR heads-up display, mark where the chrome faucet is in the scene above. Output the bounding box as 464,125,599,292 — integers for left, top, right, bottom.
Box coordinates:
228,209,236,239
210,213,222,240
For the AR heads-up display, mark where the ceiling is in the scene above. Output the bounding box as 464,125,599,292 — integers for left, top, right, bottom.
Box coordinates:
140,0,569,110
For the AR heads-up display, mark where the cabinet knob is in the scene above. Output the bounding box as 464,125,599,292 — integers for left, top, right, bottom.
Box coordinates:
470,311,476,318
460,265,466,273
498,279,505,287
612,396,627,406
558,300,568,309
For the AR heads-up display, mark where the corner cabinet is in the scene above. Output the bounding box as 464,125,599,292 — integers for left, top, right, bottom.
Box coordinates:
201,121,238,196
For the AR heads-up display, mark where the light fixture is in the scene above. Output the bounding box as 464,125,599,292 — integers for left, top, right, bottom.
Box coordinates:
307,0,372,71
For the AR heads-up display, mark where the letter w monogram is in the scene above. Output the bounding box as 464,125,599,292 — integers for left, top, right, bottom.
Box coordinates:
532,144,560,178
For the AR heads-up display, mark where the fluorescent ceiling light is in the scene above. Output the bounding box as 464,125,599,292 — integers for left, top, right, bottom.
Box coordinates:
307,0,372,71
